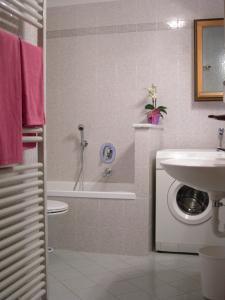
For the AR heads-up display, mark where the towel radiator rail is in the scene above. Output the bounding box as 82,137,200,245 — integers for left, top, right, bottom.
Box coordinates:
0,0,43,28
23,127,43,134
23,136,43,143
22,127,44,143
0,0,47,299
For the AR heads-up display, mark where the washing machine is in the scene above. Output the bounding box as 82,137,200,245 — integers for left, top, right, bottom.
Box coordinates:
155,149,225,253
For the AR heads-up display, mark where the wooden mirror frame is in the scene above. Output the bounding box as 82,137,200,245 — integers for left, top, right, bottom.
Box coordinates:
194,18,224,101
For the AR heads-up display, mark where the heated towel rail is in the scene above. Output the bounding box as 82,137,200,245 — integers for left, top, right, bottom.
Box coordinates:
0,0,43,28
0,1,47,300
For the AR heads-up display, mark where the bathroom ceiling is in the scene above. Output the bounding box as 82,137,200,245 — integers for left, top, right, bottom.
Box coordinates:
47,0,117,8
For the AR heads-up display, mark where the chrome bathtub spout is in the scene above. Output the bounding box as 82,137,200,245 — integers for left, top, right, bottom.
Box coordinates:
103,168,112,177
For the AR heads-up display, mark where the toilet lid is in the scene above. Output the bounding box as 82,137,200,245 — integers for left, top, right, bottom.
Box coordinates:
47,200,68,214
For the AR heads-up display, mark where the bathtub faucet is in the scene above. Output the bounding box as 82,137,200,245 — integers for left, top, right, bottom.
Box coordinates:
103,168,112,177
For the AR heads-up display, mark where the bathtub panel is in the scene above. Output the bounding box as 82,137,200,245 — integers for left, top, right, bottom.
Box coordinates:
97,224,125,254
75,198,100,228
98,199,126,228
48,196,150,255
48,198,76,249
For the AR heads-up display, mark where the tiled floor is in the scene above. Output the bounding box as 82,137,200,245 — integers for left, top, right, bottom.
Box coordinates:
48,249,204,300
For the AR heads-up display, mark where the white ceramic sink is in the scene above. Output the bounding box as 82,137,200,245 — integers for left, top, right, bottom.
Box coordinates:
161,158,225,193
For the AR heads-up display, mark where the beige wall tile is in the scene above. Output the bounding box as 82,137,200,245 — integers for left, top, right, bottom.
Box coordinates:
48,197,151,255
47,0,224,255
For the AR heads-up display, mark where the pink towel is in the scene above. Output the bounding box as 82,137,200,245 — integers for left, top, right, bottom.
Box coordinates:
20,40,45,127
0,30,23,166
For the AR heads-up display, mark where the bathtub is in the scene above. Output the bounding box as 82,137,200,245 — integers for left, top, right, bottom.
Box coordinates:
47,181,136,200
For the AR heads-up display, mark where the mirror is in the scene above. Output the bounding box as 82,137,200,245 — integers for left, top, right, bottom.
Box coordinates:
194,18,224,101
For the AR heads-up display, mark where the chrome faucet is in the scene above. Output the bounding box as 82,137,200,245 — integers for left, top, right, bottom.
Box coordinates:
217,127,224,151
208,116,225,151
103,168,112,177
104,147,113,160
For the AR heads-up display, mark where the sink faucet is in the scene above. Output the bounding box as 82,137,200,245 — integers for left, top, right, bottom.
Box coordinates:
208,115,225,151
208,114,225,121
218,128,224,149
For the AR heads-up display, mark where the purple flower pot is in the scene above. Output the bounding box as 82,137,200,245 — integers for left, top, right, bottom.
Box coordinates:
147,114,160,125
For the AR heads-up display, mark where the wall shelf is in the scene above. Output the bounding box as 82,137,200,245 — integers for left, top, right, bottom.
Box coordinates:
133,123,164,130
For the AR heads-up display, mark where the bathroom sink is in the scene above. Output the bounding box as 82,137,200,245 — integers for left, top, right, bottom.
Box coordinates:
161,158,225,193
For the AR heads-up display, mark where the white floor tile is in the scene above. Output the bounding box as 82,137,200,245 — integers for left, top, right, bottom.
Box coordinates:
56,249,87,261
73,284,118,300
128,274,163,293
116,290,159,300
151,284,184,300
167,290,204,300
84,254,132,271
49,262,87,282
48,252,63,265
176,267,201,279
96,296,120,300
48,280,81,300
137,262,171,273
169,277,201,293
48,250,202,300
48,274,59,285
189,273,201,283
155,269,187,283
62,274,96,291
68,259,109,276
111,266,154,281
86,271,125,285
107,280,142,296
119,255,155,266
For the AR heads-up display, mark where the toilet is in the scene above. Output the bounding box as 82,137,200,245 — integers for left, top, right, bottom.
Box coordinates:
47,200,69,252
47,200,69,215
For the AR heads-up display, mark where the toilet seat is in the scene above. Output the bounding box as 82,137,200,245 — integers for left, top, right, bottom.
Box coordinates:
47,200,68,215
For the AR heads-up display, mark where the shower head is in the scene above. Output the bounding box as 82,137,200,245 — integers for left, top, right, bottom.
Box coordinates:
78,124,84,131
78,124,88,148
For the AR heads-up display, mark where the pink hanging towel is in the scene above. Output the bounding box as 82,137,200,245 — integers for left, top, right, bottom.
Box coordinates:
20,40,45,127
0,29,23,166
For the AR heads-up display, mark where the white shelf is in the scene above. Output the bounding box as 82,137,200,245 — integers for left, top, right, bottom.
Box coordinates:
133,123,164,130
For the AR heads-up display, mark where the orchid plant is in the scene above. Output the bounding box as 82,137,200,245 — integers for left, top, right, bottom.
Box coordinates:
145,84,167,123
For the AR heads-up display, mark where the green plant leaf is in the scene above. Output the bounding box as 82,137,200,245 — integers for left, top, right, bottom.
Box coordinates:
157,106,167,110
145,104,155,110
159,108,167,114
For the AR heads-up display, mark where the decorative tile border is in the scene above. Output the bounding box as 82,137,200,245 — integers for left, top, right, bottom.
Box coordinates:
47,21,192,39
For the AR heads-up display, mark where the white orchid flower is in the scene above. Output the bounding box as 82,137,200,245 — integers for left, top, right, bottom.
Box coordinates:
147,84,157,99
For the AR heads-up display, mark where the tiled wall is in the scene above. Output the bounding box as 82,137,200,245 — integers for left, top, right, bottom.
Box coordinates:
48,127,163,255
47,0,224,183
47,0,224,254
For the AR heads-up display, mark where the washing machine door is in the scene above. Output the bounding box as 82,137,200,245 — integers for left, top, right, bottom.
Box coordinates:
168,180,212,225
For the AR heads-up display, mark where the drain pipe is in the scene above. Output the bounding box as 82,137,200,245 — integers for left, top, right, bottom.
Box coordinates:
212,199,225,238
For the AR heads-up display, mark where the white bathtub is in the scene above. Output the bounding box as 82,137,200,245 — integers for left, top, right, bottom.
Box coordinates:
47,181,136,200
